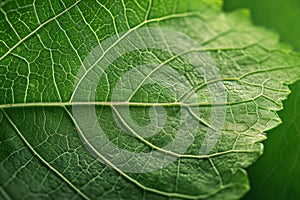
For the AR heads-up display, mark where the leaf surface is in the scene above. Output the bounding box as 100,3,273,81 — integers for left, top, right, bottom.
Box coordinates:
1,0,300,199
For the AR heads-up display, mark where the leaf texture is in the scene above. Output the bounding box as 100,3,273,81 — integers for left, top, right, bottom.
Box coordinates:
0,0,300,199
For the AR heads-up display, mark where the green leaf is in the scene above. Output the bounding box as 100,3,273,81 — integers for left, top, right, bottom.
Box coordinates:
1,0,300,199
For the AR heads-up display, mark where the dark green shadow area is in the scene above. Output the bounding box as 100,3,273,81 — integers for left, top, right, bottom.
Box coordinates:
243,81,300,200
223,0,300,51
224,0,300,199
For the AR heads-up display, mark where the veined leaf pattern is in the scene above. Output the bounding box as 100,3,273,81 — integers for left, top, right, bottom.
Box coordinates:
1,0,300,199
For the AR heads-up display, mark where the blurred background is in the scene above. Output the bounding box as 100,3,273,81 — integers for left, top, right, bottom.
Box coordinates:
223,0,300,199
